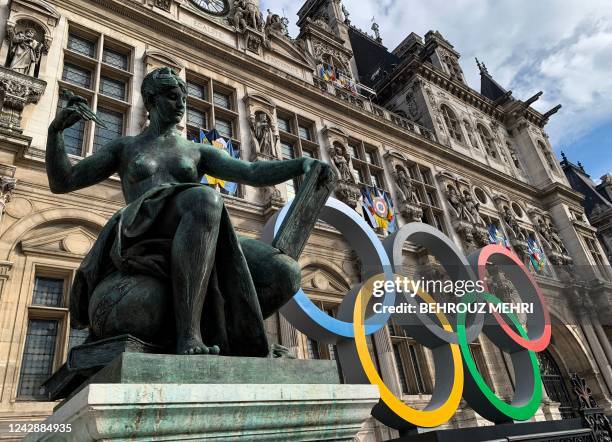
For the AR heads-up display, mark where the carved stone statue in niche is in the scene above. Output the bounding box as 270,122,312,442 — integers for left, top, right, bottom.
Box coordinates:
6,27,42,77
463,190,485,226
502,206,525,242
396,167,419,205
463,120,477,148
331,143,355,184
446,185,470,222
249,112,278,158
537,219,568,255
329,142,360,209
394,166,422,221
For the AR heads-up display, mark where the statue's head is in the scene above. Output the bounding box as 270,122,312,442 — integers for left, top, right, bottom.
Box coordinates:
258,113,268,123
141,67,187,125
25,29,36,39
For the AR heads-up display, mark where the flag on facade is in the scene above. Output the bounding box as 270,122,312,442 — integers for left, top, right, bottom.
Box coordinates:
488,225,510,249
527,236,546,273
200,128,239,196
361,186,397,234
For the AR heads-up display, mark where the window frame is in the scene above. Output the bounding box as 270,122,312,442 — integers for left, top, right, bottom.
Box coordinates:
440,104,463,143
59,25,133,158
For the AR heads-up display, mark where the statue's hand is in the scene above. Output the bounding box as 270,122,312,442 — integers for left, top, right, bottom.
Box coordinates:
50,95,92,132
302,158,335,184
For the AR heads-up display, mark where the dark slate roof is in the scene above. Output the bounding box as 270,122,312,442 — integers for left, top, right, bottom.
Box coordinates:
480,69,509,101
562,160,612,215
348,26,399,88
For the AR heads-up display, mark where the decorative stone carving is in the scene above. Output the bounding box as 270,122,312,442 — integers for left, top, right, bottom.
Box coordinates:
154,0,171,11
462,119,477,148
330,143,355,184
393,166,422,222
245,29,264,53
0,176,16,212
230,0,266,53
323,126,360,209
534,217,573,268
230,0,263,32
0,66,47,132
249,111,279,159
341,3,350,24
230,0,248,31
311,39,351,70
330,146,360,208
439,173,488,248
264,10,288,39
0,174,16,230
6,26,43,76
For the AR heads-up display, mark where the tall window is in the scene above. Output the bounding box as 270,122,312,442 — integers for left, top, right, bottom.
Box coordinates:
440,105,463,142
56,95,87,156
18,319,59,399
276,109,319,199
301,302,344,381
93,108,124,152
389,320,432,395
348,138,385,191
477,124,498,159
585,236,607,276
59,26,132,157
406,162,447,233
18,275,70,400
185,73,239,147
281,140,298,200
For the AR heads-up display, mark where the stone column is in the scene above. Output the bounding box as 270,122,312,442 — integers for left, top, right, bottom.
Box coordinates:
372,326,402,397
594,320,612,368
279,314,300,358
580,321,612,395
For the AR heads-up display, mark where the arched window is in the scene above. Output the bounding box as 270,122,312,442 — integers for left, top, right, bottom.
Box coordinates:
441,105,463,142
477,124,497,158
538,140,556,171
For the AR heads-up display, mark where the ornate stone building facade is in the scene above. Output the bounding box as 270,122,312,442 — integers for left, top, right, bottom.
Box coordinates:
0,0,609,440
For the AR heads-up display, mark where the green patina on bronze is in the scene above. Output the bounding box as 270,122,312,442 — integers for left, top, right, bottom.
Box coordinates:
46,67,334,358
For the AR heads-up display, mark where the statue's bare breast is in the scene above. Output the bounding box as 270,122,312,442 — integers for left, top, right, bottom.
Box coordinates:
119,134,204,203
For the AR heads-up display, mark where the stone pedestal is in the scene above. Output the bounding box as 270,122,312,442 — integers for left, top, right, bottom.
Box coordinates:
27,354,379,441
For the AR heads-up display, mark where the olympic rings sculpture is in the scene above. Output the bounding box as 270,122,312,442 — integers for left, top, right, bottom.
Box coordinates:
263,197,551,429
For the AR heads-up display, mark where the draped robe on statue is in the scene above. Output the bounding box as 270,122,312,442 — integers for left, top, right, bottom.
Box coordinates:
69,183,270,357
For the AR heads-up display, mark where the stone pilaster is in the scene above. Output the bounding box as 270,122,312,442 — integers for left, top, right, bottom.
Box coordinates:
279,313,300,358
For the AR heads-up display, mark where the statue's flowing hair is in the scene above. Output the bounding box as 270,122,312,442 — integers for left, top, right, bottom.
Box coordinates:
141,67,187,113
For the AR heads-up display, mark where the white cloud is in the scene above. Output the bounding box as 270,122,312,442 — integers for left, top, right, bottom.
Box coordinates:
261,0,612,167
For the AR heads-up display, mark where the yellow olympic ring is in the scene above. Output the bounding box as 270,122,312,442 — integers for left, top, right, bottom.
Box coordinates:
352,275,464,427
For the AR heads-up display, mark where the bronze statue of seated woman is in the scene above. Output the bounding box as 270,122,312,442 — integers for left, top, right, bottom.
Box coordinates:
46,67,332,357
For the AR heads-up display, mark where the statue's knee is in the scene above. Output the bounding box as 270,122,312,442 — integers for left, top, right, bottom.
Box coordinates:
277,254,301,295
180,187,223,218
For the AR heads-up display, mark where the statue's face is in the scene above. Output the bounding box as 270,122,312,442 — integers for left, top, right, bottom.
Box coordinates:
335,147,342,155
25,29,35,38
259,114,268,123
155,86,186,124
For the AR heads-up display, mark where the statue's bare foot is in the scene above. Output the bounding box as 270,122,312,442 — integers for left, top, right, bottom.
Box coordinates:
177,336,208,355
177,337,220,356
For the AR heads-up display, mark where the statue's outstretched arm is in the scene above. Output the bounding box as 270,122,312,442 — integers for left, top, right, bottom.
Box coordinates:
199,143,332,187
46,96,121,194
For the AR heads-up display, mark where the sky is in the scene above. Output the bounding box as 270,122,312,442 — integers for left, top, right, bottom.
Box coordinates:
261,0,612,182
